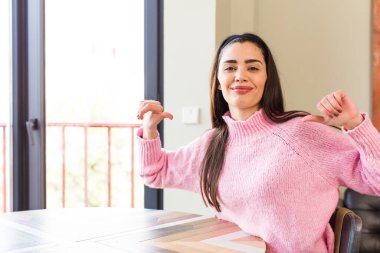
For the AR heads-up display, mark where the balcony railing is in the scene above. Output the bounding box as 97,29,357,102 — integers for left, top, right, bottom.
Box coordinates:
0,122,141,212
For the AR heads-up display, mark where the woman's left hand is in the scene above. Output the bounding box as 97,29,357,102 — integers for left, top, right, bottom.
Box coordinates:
302,90,363,130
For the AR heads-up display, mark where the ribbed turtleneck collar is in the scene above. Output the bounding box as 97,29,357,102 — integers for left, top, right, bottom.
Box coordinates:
222,109,275,145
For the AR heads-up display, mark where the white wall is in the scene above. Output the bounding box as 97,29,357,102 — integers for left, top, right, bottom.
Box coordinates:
163,0,371,214
163,0,216,215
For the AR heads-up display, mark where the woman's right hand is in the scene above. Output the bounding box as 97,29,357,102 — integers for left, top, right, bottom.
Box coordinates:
137,100,173,139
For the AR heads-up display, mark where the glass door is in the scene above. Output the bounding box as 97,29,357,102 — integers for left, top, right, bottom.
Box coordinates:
0,0,11,213
45,0,144,208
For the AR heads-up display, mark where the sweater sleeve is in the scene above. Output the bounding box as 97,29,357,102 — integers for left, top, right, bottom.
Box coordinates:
340,114,380,194
297,113,380,196
137,129,213,192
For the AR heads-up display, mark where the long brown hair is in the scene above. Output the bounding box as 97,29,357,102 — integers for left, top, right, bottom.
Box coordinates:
200,33,309,212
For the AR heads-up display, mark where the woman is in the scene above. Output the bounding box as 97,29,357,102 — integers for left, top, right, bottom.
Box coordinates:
136,33,380,252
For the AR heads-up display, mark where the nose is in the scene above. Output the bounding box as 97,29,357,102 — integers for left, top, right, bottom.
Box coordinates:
235,68,248,83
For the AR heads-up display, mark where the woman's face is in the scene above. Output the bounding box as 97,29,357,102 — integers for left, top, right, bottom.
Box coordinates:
217,42,267,120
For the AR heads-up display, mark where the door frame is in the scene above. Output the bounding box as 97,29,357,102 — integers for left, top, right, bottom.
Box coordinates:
144,0,164,210
12,0,46,211
12,0,164,211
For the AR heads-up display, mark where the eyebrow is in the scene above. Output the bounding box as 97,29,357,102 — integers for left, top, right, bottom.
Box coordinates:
222,59,263,65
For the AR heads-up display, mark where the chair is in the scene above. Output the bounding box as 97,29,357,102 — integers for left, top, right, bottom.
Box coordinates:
344,188,380,253
329,207,362,253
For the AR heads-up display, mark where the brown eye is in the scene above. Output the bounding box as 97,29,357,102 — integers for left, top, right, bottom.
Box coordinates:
224,66,236,71
248,66,259,71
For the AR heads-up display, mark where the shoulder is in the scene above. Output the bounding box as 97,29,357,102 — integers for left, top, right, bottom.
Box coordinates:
274,116,348,146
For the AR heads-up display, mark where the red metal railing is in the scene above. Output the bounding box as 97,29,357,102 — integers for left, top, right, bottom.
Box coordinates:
48,122,141,208
1,124,6,213
0,123,141,212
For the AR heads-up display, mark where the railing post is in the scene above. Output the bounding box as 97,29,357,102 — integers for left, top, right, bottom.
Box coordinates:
61,126,66,208
107,127,112,207
84,126,88,207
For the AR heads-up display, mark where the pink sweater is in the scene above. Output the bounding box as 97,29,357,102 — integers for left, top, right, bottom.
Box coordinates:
138,109,380,253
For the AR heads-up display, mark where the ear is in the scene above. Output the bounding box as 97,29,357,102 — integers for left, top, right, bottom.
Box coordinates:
217,84,222,90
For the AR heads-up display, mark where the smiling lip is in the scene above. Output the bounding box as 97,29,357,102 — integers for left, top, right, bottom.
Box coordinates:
230,86,253,94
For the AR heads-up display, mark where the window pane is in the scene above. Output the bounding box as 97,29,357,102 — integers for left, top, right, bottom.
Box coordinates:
45,0,144,208
0,0,11,213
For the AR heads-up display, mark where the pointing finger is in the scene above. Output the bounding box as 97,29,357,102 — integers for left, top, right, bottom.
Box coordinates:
302,115,325,124
161,112,174,120
138,103,164,119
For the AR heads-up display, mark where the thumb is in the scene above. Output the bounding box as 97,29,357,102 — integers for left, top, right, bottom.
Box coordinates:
302,115,325,124
161,112,174,120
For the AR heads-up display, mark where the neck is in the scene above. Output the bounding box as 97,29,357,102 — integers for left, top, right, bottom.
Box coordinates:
222,108,275,145
229,107,259,121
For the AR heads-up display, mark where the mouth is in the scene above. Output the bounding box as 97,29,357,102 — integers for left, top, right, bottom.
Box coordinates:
230,86,253,93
